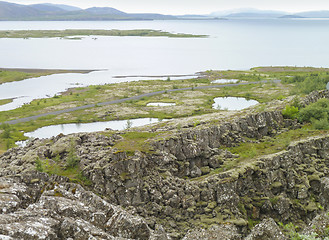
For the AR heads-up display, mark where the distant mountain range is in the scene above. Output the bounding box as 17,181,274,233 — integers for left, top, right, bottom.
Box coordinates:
1,1,329,21
0,1,178,20
210,8,329,19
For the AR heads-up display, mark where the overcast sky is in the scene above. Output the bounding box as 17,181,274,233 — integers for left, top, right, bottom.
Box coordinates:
6,0,329,14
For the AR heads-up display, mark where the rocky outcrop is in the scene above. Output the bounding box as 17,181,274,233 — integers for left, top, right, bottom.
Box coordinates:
2,91,329,239
0,174,168,239
182,224,241,240
245,218,287,240
301,90,329,106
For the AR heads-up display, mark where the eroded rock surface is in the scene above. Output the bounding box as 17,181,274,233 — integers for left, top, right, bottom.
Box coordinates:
1,90,329,239
0,175,160,239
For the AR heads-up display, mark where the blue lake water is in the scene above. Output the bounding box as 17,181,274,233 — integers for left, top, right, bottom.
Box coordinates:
0,19,329,111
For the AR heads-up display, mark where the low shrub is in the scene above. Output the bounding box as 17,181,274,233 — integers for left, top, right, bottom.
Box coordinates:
282,105,299,119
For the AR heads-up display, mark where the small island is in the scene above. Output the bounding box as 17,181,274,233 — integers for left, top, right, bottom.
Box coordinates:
0,29,208,39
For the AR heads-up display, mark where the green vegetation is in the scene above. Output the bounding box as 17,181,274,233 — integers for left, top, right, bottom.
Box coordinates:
2,66,329,154
283,72,329,94
279,222,329,240
0,99,13,106
0,68,93,85
65,140,80,169
0,123,26,154
193,126,328,181
282,98,329,130
34,140,90,186
113,131,163,155
0,29,207,39
299,99,329,126
0,70,50,84
282,105,299,119
226,126,324,161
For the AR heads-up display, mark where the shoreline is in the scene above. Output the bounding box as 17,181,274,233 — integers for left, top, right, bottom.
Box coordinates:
0,68,100,74
113,74,199,78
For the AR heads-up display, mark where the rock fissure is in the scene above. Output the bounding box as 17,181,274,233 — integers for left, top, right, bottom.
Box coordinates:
2,90,329,239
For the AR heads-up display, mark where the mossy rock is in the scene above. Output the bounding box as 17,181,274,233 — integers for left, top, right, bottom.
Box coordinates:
271,181,283,189
270,197,280,205
204,207,212,214
196,201,208,207
295,184,307,189
119,172,131,181
187,207,196,213
229,218,248,226
201,166,211,175
308,174,321,182
207,201,217,209
238,203,247,215
253,200,266,208
30,179,40,184
304,167,316,174
305,201,318,212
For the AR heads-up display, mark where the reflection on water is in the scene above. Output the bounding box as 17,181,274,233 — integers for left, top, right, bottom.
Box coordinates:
212,97,259,110
24,118,166,139
212,79,239,84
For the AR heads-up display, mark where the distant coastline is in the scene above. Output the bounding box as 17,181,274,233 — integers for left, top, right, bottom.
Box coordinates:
2,1,329,21
0,68,97,74
0,29,207,39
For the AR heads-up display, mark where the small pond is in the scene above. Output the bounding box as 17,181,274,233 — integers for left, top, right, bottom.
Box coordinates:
146,102,176,107
211,79,239,84
212,97,259,111
24,118,166,140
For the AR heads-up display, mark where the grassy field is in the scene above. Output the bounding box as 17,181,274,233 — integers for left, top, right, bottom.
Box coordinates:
0,29,207,39
0,99,13,106
0,68,94,84
0,66,328,153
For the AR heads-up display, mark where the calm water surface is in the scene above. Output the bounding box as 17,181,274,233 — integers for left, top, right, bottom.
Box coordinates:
212,97,259,110
24,118,166,139
212,79,239,84
0,19,329,111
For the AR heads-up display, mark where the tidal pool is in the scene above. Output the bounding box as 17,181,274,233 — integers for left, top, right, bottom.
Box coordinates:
212,97,259,110
146,102,176,107
24,118,166,139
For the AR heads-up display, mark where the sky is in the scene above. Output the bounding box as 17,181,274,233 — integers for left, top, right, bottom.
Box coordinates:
5,0,329,14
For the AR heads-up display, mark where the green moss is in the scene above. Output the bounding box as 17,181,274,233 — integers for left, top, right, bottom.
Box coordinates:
238,202,247,216
308,174,321,182
207,201,217,209
114,131,163,154
30,179,40,184
247,218,260,229
229,218,248,226
204,207,212,213
271,181,283,189
33,157,91,186
270,197,280,205
305,202,318,212
201,166,211,175
187,207,196,213
54,189,63,197
253,200,266,208
119,172,131,181
196,201,208,207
